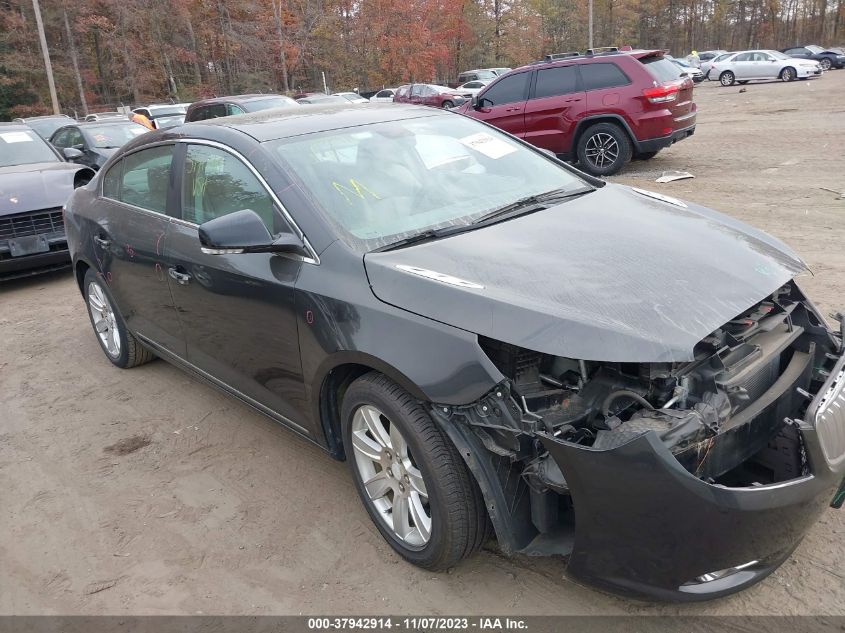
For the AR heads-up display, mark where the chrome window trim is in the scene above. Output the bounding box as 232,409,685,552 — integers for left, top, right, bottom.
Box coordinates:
97,138,320,265
178,138,320,265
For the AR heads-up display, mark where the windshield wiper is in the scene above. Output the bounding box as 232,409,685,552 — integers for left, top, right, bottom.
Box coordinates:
375,225,473,252
471,186,594,226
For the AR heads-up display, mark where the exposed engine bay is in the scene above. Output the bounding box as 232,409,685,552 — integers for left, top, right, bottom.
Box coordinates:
432,282,842,542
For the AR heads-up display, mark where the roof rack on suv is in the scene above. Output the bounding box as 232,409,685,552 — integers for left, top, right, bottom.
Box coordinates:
585,47,620,55
543,52,582,62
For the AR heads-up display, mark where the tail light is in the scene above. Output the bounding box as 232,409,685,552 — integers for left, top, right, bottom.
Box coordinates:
642,83,679,104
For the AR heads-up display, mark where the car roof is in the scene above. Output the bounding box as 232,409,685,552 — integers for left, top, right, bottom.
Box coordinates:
195,103,444,142
0,122,37,131
17,114,73,122
190,94,286,107
515,48,665,72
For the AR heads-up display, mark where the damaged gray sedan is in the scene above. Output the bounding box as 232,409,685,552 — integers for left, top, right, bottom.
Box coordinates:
64,104,845,602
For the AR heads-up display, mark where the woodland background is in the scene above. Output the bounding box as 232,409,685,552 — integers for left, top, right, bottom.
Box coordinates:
1,0,844,118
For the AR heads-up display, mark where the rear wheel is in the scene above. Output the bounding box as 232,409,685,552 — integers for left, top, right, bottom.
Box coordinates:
342,372,489,570
83,269,155,368
719,71,735,86
780,66,796,82
576,122,632,176
441,100,454,109
820,58,832,71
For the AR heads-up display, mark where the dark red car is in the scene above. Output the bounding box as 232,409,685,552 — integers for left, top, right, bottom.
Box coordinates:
458,48,697,176
393,83,467,109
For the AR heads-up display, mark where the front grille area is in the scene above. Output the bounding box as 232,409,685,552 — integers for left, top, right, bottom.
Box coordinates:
815,366,845,467
0,208,65,241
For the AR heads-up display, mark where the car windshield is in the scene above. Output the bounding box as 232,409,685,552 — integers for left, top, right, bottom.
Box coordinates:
85,123,148,148
149,107,185,117
806,45,824,54
242,96,299,112
0,128,60,166
25,118,71,139
269,114,588,251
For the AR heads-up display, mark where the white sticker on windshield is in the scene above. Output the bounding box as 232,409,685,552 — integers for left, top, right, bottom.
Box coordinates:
0,132,34,143
458,132,517,159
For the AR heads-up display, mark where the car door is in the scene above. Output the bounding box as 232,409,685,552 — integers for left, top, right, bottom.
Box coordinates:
408,84,424,105
731,52,756,79
93,144,186,356
750,52,775,78
164,141,311,433
523,64,585,154
471,71,531,137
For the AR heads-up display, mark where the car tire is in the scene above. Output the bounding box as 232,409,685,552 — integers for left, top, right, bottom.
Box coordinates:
83,269,155,369
635,151,659,160
441,100,454,109
780,66,796,82
341,372,489,571
719,71,735,86
819,58,832,71
576,122,632,177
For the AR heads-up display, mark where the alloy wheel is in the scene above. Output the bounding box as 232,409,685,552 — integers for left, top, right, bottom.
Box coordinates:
720,72,734,86
87,280,121,358
820,58,831,71
782,67,796,81
350,404,432,547
584,132,619,170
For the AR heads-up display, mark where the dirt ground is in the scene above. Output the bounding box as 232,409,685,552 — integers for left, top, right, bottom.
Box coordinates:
2,72,844,616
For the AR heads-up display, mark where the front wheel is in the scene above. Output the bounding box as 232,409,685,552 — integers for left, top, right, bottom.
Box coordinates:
819,58,832,71
342,372,489,570
720,71,735,86
83,269,155,368
781,66,796,82
576,122,632,176
441,100,454,109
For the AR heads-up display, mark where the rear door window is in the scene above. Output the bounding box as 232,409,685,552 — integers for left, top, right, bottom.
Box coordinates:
580,62,631,90
112,145,174,215
641,56,683,83
480,72,530,105
533,65,580,99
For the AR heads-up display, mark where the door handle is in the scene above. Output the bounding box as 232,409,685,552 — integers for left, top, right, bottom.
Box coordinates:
93,235,111,248
168,267,192,285
505,107,521,112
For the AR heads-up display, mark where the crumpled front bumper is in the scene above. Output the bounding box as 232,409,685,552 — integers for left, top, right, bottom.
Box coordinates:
538,352,845,602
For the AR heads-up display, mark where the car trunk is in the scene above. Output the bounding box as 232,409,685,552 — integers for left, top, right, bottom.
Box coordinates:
638,54,696,132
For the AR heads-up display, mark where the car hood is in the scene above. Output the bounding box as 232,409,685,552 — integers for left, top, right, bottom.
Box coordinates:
0,162,83,216
364,184,806,362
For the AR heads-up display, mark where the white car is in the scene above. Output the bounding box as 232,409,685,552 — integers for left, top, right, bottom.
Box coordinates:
456,80,490,97
670,59,704,82
333,92,369,104
369,88,396,103
709,50,822,85
701,52,735,79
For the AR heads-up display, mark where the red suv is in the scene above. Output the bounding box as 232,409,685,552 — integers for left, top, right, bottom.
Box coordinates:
458,48,696,176
394,84,468,109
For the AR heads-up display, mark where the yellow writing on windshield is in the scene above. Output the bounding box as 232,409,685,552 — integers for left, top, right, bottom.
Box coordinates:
332,179,381,205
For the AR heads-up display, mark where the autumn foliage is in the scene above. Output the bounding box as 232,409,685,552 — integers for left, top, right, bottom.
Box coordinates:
1,0,843,118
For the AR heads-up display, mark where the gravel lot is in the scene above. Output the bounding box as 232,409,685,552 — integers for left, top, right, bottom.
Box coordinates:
2,73,844,616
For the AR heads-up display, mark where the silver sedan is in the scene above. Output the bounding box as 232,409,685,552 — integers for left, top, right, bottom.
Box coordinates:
709,49,822,85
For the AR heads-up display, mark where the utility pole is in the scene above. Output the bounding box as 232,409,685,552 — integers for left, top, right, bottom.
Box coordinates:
588,0,594,49
32,0,60,114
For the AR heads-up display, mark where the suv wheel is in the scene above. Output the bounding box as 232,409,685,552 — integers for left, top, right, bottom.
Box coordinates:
780,66,797,81
83,269,155,368
719,71,735,86
576,123,632,176
819,58,832,71
342,372,489,570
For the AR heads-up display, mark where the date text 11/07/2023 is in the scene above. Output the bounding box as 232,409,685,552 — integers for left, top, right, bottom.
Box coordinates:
307,617,529,630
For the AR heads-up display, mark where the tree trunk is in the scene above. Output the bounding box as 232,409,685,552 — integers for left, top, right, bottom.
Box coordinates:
271,0,290,93
63,7,88,116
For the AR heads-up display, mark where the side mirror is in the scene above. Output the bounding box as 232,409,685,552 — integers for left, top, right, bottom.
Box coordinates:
470,95,479,108
198,209,309,257
62,147,83,160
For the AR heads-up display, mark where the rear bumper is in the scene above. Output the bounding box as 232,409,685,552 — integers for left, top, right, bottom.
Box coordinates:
635,124,696,154
537,351,845,602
